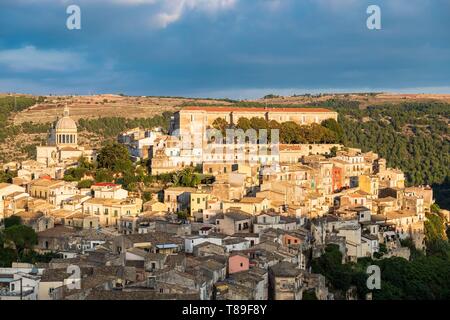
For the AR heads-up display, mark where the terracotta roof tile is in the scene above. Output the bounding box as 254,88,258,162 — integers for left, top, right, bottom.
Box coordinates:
181,106,335,113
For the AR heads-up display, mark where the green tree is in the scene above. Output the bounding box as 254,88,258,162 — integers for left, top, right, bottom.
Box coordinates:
4,215,22,229
0,248,16,267
329,146,338,158
431,203,441,214
173,167,201,188
249,117,268,130
0,170,16,183
77,179,93,188
425,213,447,243
280,121,301,144
212,117,229,135
236,117,252,131
63,174,76,182
78,155,94,170
311,244,353,292
95,168,115,183
322,118,344,142
97,143,133,173
3,225,38,260
302,290,318,300
142,192,152,202
177,209,189,220
268,120,281,130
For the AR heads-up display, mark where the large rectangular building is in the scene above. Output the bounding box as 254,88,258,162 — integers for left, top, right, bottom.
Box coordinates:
171,106,338,136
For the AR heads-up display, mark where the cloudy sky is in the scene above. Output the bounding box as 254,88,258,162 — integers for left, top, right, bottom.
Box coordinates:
0,0,449,99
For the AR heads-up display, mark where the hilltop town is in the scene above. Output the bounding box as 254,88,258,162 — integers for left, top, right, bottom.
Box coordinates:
0,98,449,300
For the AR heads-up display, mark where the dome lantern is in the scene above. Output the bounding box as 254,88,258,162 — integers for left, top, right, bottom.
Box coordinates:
54,105,78,147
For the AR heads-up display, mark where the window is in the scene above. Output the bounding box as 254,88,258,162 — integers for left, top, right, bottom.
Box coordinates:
11,284,15,291
240,263,243,267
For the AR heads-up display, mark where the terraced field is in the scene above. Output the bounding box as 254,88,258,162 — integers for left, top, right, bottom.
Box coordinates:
13,94,232,125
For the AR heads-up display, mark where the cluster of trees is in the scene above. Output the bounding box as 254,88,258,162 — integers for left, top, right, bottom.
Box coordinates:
312,238,450,300
19,121,50,134
0,169,16,183
0,96,40,142
425,212,448,244
312,207,450,300
64,143,142,191
77,111,173,139
65,143,213,194
332,101,450,209
300,98,450,209
0,96,41,162
311,244,370,298
155,166,212,188
0,216,58,267
211,116,343,144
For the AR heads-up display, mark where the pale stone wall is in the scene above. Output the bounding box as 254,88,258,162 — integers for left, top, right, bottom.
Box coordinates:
175,108,338,138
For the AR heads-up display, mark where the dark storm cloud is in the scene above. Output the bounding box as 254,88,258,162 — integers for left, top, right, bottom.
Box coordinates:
0,0,449,98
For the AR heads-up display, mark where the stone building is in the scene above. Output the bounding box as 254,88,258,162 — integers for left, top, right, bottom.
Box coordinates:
171,106,338,138
36,105,95,167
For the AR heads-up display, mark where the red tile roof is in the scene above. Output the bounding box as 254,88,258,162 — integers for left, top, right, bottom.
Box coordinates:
181,106,335,113
93,182,119,187
279,145,304,151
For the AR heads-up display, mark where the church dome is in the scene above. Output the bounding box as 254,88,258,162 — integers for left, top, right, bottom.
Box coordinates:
56,116,77,131
55,105,77,131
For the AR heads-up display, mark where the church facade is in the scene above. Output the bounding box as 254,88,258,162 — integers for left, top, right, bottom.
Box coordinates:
36,106,96,168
